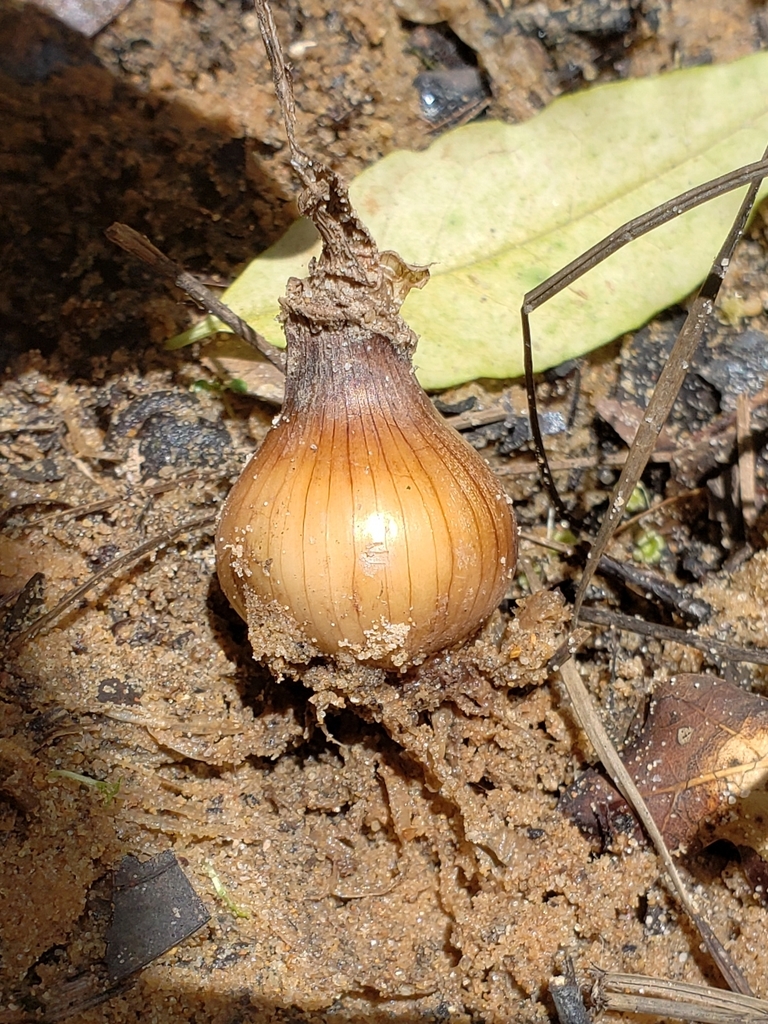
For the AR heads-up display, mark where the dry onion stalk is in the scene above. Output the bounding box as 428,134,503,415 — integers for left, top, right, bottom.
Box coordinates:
215,3,517,672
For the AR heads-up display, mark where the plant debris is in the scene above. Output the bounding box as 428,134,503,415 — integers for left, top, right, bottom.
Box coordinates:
561,674,768,868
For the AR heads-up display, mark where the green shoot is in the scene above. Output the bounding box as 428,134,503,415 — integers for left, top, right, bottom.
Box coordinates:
49,769,122,805
204,862,251,919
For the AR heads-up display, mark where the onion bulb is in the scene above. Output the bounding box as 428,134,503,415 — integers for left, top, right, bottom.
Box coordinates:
217,325,516,670
216,133,516,671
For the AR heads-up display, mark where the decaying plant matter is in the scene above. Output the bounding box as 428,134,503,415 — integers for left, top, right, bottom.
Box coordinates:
562,674,768,857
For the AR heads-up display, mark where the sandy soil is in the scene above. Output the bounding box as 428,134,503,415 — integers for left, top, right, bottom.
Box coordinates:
3,0,768,1022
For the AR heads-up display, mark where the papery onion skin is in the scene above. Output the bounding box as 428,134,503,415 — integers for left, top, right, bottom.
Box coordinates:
216,324,517,671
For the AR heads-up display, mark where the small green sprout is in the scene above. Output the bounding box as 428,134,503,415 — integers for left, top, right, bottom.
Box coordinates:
204,863,251,919
626,483,651,516
553,526,578,547
718,291,764,326
633,528,667,566
49,769,122,805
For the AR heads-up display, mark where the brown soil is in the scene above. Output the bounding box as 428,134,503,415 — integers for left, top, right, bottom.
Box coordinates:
3,1,768,1022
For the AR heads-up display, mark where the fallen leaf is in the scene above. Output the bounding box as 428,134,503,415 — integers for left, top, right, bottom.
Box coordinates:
561,674,768,858
171,52,768,390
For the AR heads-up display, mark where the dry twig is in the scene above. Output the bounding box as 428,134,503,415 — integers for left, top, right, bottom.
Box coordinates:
5,511,216,652
737,391,758,528
522,150,768,530
579,605,768,666
595,971,768,1023
569,151,768,619
106,223,286,372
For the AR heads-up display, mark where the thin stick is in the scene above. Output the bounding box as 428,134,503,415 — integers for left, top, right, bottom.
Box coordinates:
496,449,678,478
106,223,286,372
570,146,768,620
518,529,574,553
5,511,216,652
596,972,768,1023
579,605,768,667
252,0,386,288
519,529,711,622
614,488,705,536
445,403,513,430
597,553,710,624
252,0,312,184
522,153,768,525
559,656,752,996
3,469,209,531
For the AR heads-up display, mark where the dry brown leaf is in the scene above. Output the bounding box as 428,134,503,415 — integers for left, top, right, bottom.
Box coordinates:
561,674,768,858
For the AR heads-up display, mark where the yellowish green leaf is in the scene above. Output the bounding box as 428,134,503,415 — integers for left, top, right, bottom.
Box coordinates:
172,52,768,390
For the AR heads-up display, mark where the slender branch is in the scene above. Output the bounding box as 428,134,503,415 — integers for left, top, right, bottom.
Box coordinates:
737,391,758,527
579,605,768,667
106,223,286,372
252,0,314,185
570,148,768,620
4,469,208,531
596,971,768,1023
550,962,591,1024
523,156,768,318
6,511,217,652
522,153,768,528
596,553,710,624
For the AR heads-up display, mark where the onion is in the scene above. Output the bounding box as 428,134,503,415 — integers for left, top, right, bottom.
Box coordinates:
217,323,517,670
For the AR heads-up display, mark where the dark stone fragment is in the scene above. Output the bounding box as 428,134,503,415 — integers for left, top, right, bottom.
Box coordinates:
105,850,210,982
